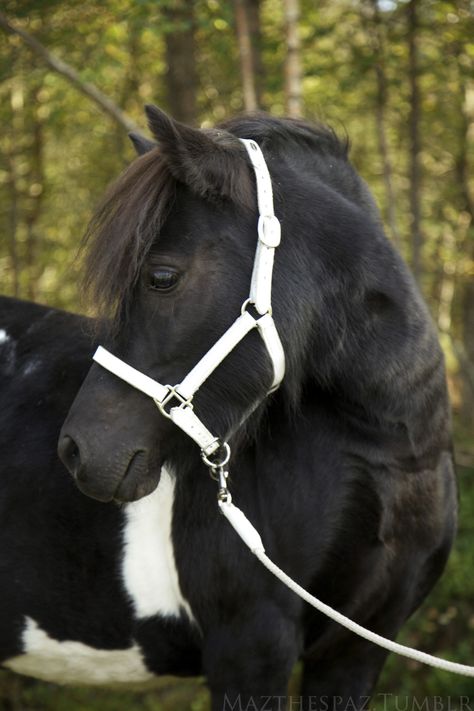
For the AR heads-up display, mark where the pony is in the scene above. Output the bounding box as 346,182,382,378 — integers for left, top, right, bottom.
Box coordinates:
0,108,456,711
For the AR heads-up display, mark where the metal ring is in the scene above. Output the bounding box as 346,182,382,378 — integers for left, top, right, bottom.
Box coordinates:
241,297,272,318
240,298,252,316
201,441,231,469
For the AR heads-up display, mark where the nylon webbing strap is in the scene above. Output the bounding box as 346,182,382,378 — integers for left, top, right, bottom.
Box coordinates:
93,347,169,402
177,312,256,401
240,139,281,316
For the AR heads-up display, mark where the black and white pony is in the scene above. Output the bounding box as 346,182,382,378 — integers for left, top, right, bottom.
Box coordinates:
0,109,456,710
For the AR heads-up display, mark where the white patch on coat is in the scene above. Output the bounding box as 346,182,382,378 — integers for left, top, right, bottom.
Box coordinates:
121,467,195,622
4,617,155,686
0,328,10,344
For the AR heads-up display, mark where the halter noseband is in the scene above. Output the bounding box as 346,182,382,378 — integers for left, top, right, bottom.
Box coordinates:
92,139,285,462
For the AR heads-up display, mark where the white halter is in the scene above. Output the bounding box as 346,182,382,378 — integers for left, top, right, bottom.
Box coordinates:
92,139,285,459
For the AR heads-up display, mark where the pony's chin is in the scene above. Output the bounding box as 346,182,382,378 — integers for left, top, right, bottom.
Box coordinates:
113,454,161,503
75,454,161,504
113,475,159,503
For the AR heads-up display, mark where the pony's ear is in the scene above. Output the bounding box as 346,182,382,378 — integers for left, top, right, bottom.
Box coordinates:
128,132,157,156
144,104,253,206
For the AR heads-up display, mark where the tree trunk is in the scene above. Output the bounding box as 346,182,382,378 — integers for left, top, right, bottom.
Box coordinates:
246,0,264,108
6,152,19,298
234,0,260,112
163,1,198,125
5,72,20,298
283,0,302,117
458,77,474,425
24,85,45,302
366,0,400,245
407,0,423,283
436,228,456,334
115,18,142,161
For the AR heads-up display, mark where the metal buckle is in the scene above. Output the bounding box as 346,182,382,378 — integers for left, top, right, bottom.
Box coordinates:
154,386,193,419
258,215,281,248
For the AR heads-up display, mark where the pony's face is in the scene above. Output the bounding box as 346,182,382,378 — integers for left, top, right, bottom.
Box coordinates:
58,109,275,502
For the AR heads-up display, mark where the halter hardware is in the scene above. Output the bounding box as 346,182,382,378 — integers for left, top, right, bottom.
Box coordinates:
200,442,232,503
257,215,281,248
201,441,231,470
154,386,194,420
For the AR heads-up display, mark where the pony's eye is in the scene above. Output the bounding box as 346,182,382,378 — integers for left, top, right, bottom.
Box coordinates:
148,269,179,292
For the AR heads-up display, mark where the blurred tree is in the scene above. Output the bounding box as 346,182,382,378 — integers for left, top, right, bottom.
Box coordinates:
233,0,262,111
163,0,199,125
0,11,139,133
457,45,474,426
283,0,302,117
407,0,423,282
362,0,400,245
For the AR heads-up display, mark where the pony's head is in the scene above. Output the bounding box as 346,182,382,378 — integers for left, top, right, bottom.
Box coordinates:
58,107,376,502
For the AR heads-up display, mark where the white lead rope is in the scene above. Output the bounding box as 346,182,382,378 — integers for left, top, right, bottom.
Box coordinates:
219,499,474,678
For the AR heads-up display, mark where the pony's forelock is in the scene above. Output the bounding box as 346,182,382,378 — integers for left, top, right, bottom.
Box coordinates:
81,150,176,330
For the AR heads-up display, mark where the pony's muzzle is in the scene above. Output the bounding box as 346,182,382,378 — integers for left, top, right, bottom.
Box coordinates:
58,430,157,503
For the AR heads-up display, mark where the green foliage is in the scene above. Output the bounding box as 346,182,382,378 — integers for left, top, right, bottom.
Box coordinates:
0,0,472,320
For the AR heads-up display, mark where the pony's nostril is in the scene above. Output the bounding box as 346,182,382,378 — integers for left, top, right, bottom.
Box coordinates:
58,435,82,477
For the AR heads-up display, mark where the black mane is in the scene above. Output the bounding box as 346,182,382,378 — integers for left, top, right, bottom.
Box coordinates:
219,114,349,158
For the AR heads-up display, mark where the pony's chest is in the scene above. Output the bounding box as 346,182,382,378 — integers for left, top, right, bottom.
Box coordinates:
4,470,195,686
121,468,193,621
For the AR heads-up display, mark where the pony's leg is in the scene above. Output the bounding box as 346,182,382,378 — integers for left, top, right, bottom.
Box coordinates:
299,636,390,710
203,603,300,711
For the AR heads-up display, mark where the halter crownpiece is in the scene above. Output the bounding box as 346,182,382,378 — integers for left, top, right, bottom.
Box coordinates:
93,138,285,458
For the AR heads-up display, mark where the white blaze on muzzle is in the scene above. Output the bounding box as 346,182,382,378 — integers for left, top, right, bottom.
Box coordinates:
92,139,285,457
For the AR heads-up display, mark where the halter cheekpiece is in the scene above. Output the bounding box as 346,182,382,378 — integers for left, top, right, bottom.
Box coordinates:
93,139,285,466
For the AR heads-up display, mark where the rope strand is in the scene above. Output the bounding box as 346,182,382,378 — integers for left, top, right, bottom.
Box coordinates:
219,498,474,678
255,550,474,677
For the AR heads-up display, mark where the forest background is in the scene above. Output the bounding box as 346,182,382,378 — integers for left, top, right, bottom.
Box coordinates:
0,0,473,707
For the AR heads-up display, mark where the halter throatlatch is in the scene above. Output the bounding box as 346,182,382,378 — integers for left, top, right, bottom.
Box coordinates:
92,138,285,469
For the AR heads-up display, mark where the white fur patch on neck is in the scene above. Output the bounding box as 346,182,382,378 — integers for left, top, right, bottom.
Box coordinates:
121,466,195,622
0,328,10,344
4,617,155,686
